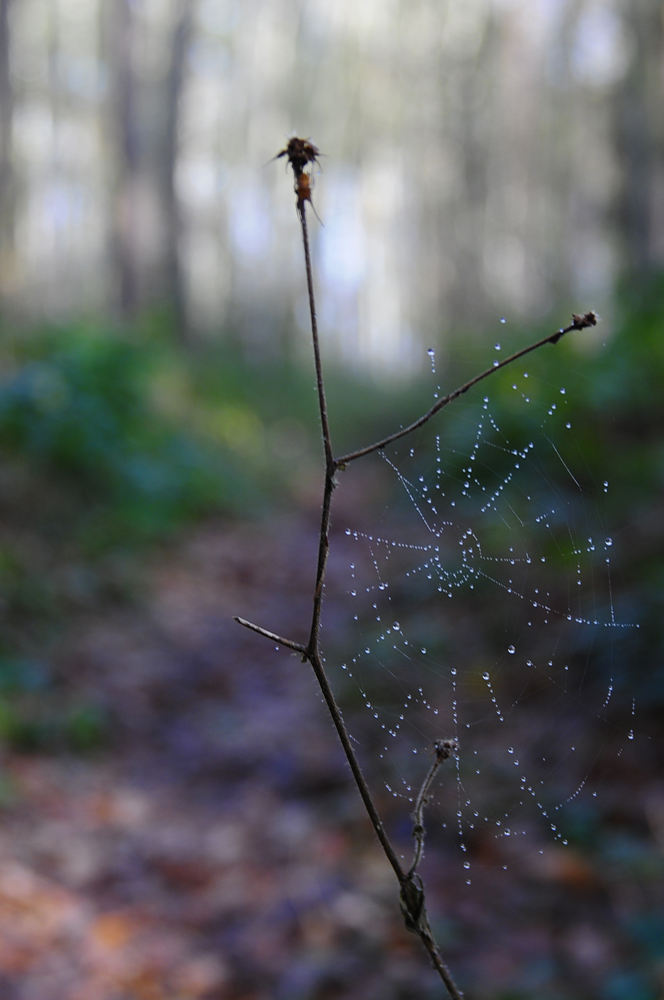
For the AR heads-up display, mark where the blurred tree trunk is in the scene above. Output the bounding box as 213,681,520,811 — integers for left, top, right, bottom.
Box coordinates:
107,0,140,321
156,0,193,341
613,0,664,282
0,0,13,291
106,0,192,336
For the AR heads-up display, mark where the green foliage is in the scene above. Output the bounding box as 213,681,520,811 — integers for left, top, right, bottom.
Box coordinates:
0,284,663,753
601,970,657,1000
0,328,252,551
0,694,108,753
435,285,664,707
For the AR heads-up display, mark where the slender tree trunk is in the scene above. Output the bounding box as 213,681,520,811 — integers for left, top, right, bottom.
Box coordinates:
613,0,664,282
108,0,140,320
0,0,13,289
158,0,193,340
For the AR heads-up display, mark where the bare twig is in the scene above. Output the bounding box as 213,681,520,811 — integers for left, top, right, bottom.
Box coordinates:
299,171,333,473
307,647,405,883
399,872,465,1000
335,312,597,467
235,138,597,1000
408,739,458,879
233,617,307,655
308,469,335,654
295,176,465,999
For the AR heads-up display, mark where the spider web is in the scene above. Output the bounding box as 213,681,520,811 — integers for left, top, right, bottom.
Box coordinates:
334,347,640,884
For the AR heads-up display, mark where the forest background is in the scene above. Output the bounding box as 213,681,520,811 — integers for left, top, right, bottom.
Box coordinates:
0,1,664,999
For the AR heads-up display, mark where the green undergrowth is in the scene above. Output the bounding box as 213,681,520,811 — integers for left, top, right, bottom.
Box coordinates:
0,279,663,751
392,281,664,713
0,320,419,752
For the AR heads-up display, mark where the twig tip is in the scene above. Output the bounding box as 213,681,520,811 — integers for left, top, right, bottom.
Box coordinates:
571,310,598,330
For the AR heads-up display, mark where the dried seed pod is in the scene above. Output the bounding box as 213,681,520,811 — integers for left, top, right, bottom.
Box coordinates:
571,311,598,330
275,137,322,177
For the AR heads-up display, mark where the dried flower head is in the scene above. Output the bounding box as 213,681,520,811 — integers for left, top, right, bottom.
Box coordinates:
571,311,598,330
432,739,458,761
275,137,322,178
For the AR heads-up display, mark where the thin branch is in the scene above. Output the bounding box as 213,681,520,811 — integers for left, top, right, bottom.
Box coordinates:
300,190,334,473
307,647,405,883
335,312,597,467
237,139,599,1000
233,617,307,655
298,204,336,653
236,609,406,882
408,739,458,879
299,191,466,999
236,610,465,998
400,883,465,1000
308,467,335,653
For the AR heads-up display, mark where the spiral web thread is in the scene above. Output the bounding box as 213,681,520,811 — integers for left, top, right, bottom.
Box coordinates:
338,348,639,884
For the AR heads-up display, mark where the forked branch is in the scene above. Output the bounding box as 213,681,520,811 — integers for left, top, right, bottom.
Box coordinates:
408,738,458,879
234,137,596,1000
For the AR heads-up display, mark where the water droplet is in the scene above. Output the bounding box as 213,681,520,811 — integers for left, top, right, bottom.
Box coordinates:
493,360,499,367
392,621,400,630
495,343,501,351
507,644,515,654
421,648,427,655
508,747,514,754
482,671,490,681
500,317,506,324
566,422,571,429
605,537,613,547
560,387,566,395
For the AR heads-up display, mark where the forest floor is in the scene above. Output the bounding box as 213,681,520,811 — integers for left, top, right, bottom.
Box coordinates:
0,497,662,1000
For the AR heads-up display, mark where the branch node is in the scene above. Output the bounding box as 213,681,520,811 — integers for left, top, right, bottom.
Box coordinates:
408,738,458,879
400,873,426,933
